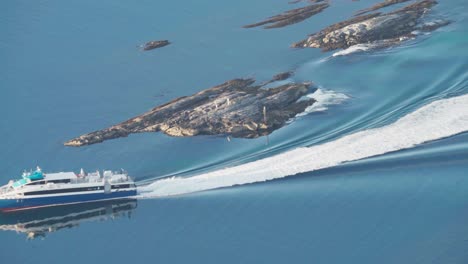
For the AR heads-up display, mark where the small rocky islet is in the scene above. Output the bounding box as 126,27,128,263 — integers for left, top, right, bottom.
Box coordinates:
243,1,329,29
291,0,450,52
64,77,316,147
288,0,327,4
354,0,412,16
141,40,170,51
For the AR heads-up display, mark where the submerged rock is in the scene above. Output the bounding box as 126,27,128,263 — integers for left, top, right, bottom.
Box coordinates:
64,78,316,146
418,19,451,31
292,0,449,52
261,71,295,86
142,40,170,51
243,2,329,29
272,71,294,82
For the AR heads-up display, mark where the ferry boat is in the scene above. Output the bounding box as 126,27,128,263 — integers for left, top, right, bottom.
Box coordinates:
0,167,137,212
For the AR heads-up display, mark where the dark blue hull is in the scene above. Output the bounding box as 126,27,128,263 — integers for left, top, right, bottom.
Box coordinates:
0,190,137,212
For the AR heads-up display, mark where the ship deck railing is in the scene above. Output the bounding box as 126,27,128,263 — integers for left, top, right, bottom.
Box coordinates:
0,185,13,196
70,175,131,184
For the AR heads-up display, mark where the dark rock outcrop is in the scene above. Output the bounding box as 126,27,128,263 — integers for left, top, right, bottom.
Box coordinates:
272,71,294,82
142,40,170,51
355,0,411,16
289,0,326,4
292,0,449,52
64,78,316,146
262,71,295,86
243,2,329,29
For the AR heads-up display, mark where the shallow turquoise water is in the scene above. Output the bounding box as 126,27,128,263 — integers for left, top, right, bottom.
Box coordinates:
1,0,467,263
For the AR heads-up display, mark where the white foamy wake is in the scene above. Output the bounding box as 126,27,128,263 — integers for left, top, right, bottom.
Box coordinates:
296,89,349,116
139,94,468,198
332,44,372,57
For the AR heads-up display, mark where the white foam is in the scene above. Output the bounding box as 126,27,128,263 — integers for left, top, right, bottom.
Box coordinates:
332,44,372,57
296,89,349,116
139,94,468,197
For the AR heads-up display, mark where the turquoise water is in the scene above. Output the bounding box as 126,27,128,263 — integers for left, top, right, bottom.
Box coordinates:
1,0,468,263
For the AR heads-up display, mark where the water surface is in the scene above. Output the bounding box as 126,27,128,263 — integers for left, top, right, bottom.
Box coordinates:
1,0,467,263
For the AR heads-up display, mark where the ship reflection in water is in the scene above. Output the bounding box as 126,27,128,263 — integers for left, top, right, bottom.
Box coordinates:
0,199,137,239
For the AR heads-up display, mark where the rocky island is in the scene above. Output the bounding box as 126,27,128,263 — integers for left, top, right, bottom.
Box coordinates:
354,0,411,16
65,78,316,147
142,40,170,51
291,0,449,52
243,1,329,29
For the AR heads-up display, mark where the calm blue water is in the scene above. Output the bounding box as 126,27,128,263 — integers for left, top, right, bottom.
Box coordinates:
1,0,467,263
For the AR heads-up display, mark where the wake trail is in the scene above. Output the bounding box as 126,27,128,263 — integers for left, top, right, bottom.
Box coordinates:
138,94,468,198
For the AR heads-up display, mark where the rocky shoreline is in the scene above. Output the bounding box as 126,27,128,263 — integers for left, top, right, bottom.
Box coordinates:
65,77,316,146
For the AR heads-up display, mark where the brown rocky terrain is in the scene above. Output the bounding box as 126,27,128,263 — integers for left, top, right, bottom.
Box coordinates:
65,77,316,146
243,2,329,29
291,0,449,52
355,0,411,16
142,40,170,51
